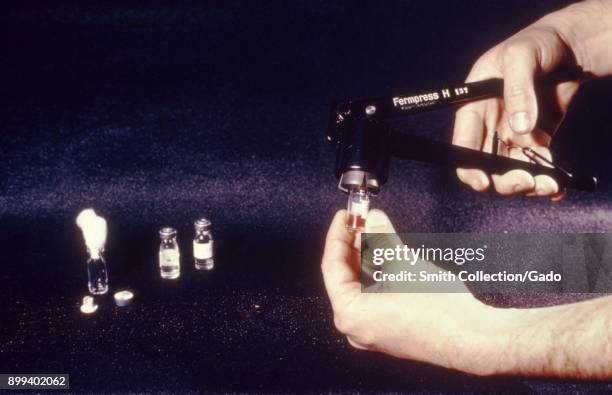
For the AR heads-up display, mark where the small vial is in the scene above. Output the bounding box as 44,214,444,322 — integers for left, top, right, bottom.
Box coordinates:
193,218,214,270
87,248,109,294
346,189,370,233
76,209,109,295
159,227,180,279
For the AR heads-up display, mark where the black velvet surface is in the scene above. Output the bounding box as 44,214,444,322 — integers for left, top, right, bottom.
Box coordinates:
2,1,612,393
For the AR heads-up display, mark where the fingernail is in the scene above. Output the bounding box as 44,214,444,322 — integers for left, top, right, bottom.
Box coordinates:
367,210,389,229
510,112,531,133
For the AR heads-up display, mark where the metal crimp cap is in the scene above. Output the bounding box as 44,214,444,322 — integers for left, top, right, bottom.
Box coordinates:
339,170,380,195
114,290,134,307
194,218,212,231
159,227,177,239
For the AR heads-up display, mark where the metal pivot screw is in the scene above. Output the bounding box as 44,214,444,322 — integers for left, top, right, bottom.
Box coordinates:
365,105,376,115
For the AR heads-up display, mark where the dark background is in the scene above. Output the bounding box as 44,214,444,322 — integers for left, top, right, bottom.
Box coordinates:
2,0,612,393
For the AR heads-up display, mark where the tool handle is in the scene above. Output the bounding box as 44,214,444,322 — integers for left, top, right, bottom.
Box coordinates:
390,134,597,192
343,67,583,119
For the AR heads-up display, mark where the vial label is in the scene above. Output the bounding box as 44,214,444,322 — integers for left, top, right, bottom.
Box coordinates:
193,241,213,259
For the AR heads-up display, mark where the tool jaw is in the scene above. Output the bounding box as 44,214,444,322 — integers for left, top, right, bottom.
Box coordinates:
328,100,390,195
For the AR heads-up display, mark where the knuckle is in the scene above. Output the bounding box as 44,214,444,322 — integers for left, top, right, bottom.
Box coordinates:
504,86,536,113
333,311,355,335
353,329,377,348
501,41,530,65
493,183,507,195
492,178,511,195
534,176,558,195
455,105,481,119
456,168,469,183
505,83,530,101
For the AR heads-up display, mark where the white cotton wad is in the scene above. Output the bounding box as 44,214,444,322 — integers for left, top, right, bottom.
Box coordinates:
76,209,108,259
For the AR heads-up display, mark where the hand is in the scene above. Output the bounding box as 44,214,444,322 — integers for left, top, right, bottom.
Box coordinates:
453,14,583,200
322,210,612,378
321,210,517,375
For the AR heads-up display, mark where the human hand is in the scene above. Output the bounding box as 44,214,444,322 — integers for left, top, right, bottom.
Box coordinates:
321,210,517,375
452,10,586,200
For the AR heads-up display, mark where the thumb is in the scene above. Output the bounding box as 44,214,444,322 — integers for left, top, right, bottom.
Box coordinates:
502,43,539,134
365,209,397,233
361,209,400,287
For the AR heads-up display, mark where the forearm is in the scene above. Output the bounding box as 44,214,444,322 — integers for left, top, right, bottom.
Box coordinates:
543,0,612,77
499,295,612,378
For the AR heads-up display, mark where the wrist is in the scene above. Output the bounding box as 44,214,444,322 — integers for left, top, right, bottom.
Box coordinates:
543,0,612,77
448,303,521,376
456,304,556,376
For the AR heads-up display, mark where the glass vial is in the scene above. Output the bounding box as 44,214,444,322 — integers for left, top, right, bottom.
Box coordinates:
159,227,180,279
193,218,214,270
346,189,370,233
87,248,109,295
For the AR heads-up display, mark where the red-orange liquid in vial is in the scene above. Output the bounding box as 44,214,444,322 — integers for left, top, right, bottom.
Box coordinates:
346,213,366,232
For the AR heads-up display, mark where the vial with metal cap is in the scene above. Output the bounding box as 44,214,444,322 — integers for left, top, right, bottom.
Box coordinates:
346,188,370,233
159,227,180,279
193,218,214,270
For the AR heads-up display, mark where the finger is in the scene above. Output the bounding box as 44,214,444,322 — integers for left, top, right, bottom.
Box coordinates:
362,209,401,262
556,81,580,110
453,104,486,150
491,146,536,194
362,210,399,262
457,168,490,192
365,209,397,233
504,126,552,149
537,80,580,134
501,41,539,134
453,104,491,191
521,146,560,197
321,210,360,310
550,189,567,202
491,169,535,195
531,174,559,196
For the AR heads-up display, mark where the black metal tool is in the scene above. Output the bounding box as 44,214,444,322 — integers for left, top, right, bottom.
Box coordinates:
327,77,597,196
